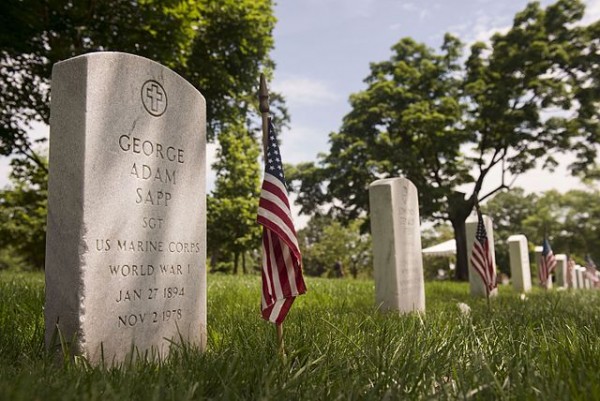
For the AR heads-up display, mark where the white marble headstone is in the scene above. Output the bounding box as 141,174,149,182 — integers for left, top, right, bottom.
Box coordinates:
507,235,531,293
369,177,425,314
466,213,497,297
584,273,592,289
569,260,578,289
45,52,207,365
554,254,568,288
575,265,585,289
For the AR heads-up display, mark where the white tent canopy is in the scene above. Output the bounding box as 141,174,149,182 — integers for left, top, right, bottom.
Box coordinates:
422,239,456,257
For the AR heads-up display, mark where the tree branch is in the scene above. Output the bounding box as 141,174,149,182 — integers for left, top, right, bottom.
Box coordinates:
18,142,48,174
479,183,508,202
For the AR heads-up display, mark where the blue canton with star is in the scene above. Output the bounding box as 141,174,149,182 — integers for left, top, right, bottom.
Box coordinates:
475,213,488,243
265,120,287,187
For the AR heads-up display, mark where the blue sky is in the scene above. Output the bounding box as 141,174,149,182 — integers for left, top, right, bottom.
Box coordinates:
270,0,600,205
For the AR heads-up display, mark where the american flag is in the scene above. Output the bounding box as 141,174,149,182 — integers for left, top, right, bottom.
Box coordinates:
538,237,557,288
584,254,600,284
257,119,306,324
470,209,496,296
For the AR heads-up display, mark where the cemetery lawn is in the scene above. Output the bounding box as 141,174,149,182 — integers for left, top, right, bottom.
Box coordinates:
2,272,600,400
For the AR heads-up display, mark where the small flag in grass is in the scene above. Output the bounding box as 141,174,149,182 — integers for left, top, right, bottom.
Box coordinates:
470,207,497,296
538,237,556,288
584,255,599,286
257,119,307,324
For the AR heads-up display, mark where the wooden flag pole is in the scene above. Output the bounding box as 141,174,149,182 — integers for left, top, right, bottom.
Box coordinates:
276,321,285,355
259,73,286,356
259,74,269,161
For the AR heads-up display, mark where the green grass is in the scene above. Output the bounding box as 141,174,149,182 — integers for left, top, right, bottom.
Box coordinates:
2,271,600,400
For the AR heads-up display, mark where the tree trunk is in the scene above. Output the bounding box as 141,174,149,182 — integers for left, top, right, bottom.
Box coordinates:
451,218,469,281
233,252,239,275
242,252,247,275
448,191,476,281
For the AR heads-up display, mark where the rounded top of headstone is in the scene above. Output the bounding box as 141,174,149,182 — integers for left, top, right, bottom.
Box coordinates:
54,51,205,104
554,254,568,261
466,212,493,223
369,177,416,190
507,234,527,242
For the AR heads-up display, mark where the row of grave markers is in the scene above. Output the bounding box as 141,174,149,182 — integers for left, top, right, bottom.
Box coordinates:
43,52,594,367
508,236,599,292
370,177,599,317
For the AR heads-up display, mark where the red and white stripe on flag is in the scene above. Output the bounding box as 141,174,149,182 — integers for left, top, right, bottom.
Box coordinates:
257,120,306,324
538,238,556,287
470,211,496,295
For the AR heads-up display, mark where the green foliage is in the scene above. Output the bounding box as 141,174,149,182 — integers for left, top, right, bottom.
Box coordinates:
483,188,600,271
4,272,600,399
0,0,283,273
313,34,468,221
482,188,538,275
0,247,28,271
298,215,372,278
207,122,262,274
0,156,47,270
0,0,278,162
285,162,330,217
290,0,599,280
549,190,600,262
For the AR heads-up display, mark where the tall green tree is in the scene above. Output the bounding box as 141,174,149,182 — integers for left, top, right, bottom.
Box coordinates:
291,0,599,280
521,189,600,262
1,0,283,271
207,121,262,274
482,188,538,274
483,188,600,271
0,0,277,166
297,214,372,278
0,156,47,270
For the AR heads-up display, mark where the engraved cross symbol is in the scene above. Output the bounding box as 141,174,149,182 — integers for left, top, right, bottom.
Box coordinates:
146,83,164,112
141,80,167,117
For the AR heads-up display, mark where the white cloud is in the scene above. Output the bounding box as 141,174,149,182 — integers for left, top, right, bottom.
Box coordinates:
400,2,418,12
583,0,600,24
0,158,11,189
449,13,510,46
0,122,49,189
272,76,339,106
395,2,431,21
289,193,311,229
205,142,218,193
279,124,329,165
304,0,375,19
473,24,510,44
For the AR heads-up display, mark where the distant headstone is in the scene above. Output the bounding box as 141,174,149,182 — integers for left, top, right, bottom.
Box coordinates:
466,213,497,297
507,235,531,293
369,177,425,313
569,260,578,289
554,254,568,288
584,273,592,289
575,265,585,289
45,52,207,365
